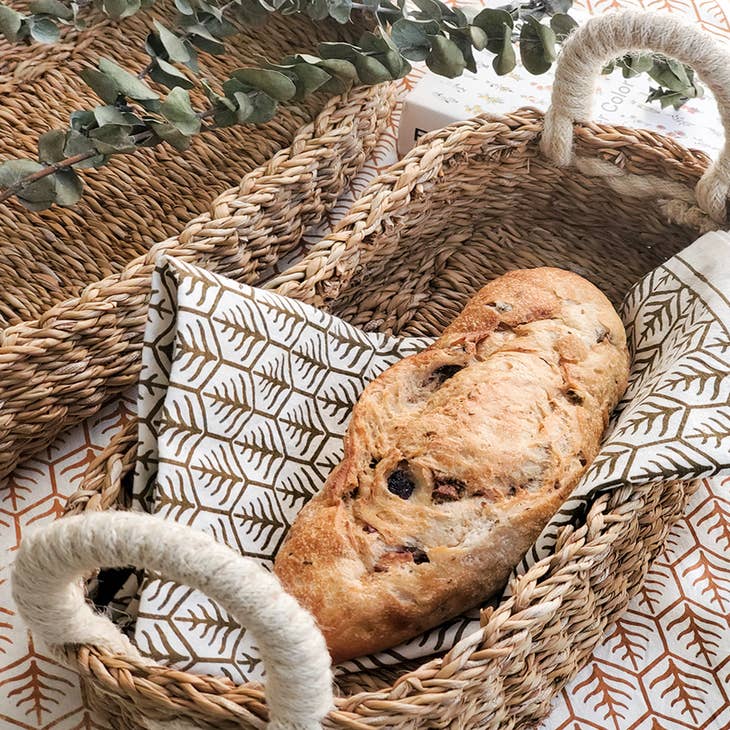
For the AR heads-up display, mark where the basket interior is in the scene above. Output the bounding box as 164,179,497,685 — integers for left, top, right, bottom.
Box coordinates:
0,2,362,327
330,130,706,338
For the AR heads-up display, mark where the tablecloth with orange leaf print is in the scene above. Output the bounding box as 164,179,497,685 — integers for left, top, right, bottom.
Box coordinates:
2,1,730,728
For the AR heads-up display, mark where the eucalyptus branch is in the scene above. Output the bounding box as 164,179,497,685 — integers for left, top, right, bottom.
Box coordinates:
0,150,97,203
0,0,704,210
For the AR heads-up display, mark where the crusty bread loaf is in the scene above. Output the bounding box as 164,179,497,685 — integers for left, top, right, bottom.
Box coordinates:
274,268,630,663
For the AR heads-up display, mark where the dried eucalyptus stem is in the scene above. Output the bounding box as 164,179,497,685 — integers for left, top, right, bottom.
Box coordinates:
0,0,703,210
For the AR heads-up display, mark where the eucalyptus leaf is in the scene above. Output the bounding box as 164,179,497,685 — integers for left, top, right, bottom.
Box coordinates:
493,27,516,75
327,0,350,23
154,20,190,62
69,110,97,133
473,8,513,54
201,14,236,39
145,29,165,57
102,0,140,19
550,12,577,41
302,0,327,18
284,52,323,65
80,68,120,104
89,124,137,153
187,25,225,54
318,41,359,61
29,0,73,20
316,58,358,93
0,159,56,205
17,197,58,211
426,35,465,78
233,91,254,121
160,86,201,135
150,121,192,150
248,91,278,124
212,107,237,127
0,159,44,186
450,31,476,74
316,57,358,83
469,26,487,52
358,31,398,55
221,76,244,96
232,68,296,101
231,0,269,26
0,3,25,41
647,87,691,110
38,129,67,163
666,58,692,87
93,104,131,126
628,54,654,74
198,1,222,20
353,54,393,84
447,5,467,28
647,59,690,92
287,63,331,98
182,44,199,73
373,49,410,80
174,0,193,12
149,58,195,89
411,0,442,21
519,16,556,75
390,18,431,61
379,48,410,77
20,174,57,204
30,17,60,43
53,168,83,206
98,58,160,102
63,130,103,167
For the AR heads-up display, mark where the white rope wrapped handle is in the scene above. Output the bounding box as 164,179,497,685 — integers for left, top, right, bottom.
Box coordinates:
11,511,333,730
541,10,730,222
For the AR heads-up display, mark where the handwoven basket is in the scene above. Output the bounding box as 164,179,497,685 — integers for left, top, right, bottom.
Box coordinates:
0,1,395,483
12,10,728,730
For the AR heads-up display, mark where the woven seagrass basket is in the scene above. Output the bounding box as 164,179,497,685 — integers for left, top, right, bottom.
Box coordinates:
12,10,729,730
0,1,394,484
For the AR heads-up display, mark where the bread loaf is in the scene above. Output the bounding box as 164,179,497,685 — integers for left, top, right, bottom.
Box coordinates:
274,268,630,663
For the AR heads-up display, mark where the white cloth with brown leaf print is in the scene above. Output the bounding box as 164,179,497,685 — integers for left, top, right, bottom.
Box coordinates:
133,231,729,693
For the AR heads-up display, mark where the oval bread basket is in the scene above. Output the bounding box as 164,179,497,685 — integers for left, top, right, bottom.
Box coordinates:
12,10,728,730
0,1,395,485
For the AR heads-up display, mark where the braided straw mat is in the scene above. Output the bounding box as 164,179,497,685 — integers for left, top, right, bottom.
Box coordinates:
0,1,396,485
10,9,730,730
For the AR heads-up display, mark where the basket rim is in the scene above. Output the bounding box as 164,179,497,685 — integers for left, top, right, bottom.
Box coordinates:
264,107,719,310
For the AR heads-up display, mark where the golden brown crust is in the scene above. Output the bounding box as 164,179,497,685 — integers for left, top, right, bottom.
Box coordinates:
274,268,630,663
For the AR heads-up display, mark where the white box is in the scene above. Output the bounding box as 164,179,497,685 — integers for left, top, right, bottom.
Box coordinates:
397,52,723,160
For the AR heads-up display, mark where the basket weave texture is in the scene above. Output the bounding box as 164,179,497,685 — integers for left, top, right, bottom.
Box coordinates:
0,2,395,484
18,10,730,730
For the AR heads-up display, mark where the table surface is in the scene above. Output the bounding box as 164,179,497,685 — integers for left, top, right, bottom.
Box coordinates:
2,1,730,728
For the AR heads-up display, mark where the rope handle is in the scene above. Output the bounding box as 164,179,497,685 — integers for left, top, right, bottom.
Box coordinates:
12,511,333,730
541,10,730,222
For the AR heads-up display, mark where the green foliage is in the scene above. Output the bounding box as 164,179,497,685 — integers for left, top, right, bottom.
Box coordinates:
603,53,703,110
520,15,556,75
0,0,704,209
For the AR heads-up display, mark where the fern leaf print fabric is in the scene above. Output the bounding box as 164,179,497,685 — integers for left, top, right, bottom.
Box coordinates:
134,231,729,684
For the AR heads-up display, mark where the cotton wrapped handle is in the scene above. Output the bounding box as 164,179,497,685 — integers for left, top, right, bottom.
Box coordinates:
541,10,730,222
11,511,333,730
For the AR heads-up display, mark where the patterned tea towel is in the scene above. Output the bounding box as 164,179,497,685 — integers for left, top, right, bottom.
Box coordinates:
132,230,729,684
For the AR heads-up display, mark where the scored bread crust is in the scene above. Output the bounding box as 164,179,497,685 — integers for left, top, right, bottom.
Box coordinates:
274,268,630,663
